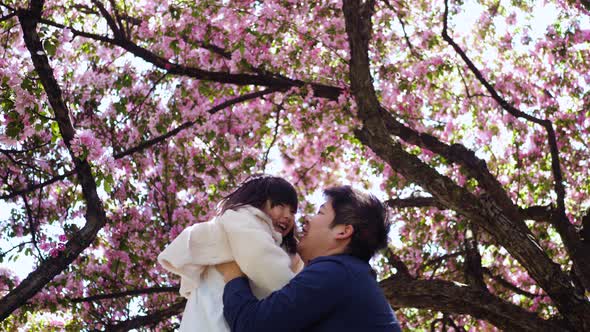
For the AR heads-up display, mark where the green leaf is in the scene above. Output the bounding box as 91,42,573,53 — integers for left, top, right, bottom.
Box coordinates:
50,121,61,142
1,97,14,112
243,156,256,169
6,120,23,138
43,38,58,57
104,173,114,193
21,77,34,91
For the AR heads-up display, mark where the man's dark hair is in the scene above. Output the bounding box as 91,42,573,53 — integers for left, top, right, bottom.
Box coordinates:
218,174,299,254
324,186,391,262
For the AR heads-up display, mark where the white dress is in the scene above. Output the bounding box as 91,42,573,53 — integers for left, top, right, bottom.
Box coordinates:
158,206,302,332
179,267,228,331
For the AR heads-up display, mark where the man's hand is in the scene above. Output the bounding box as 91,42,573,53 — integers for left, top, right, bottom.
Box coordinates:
216,261,246,283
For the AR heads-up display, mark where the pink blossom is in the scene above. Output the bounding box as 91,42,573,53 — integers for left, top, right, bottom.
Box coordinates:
506,13,517,25
70,129,105,161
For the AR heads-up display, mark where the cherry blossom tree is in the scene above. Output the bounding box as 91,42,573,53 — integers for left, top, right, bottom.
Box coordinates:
1,0,589,330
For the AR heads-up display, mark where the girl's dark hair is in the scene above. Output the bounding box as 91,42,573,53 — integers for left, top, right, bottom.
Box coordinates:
218,174,299,254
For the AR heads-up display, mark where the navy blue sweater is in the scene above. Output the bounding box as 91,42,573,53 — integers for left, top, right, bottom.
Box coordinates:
223,254,401,332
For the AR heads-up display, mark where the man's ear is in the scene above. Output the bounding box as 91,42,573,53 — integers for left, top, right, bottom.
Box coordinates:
334,224,354,240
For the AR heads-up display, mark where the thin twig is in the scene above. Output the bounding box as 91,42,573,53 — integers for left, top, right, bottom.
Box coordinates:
418,251,465,275
0,11,16,22
22,194,44,259
482,267,542,299
0,170,76,200
0,150,47,175
107,0,125,39
0,142,50,154
90,0,124,39
0,241,34,259
126,72,167,121
205,141,236,182
0,1,16,11
294,160,319,186
382,0,419,58
261,104,282,172
113,88,279,160
384,247,413,278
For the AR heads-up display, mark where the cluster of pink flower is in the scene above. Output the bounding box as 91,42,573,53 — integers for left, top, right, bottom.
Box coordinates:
69,129,106,161
39,234,68,258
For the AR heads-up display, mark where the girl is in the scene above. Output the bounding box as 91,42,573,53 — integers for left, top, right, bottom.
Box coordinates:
158,175,303,331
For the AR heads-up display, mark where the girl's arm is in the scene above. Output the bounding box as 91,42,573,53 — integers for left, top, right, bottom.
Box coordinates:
158,220,232,297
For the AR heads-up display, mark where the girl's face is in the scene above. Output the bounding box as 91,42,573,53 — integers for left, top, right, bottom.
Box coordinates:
263,201,296,237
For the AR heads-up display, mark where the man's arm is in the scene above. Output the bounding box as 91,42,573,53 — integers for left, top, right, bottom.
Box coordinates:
222,258,349,332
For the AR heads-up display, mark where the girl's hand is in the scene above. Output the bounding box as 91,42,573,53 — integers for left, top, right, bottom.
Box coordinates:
216,261,245,283
290,253,305,273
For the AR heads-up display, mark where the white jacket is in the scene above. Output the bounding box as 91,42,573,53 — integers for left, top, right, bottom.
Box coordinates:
158,205,301,331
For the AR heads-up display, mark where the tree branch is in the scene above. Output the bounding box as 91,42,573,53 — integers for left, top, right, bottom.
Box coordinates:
374,107,526,228
444,315,465,331
380,275,565,331
520,205,554,222
444,3,567,214
104,300,185,332
294,160,319,186
36,18,342,100
463,228,487,291
431,314,466,332
176,30,232,59
441,0,564,209
442,0,590,293
0,2,109,319
342,0,590,328
0,11,16,23
385,197,553,223
0,2,16,12
2,82,279,203
89,0,124,39
418,251,465,277
0,150,45,175
385,196,445,209
113,87,279,160
106,0,126,38
125,72,167,121
0,170,75,200
384,247,413,279
482,267,542,299
0,142,50,154
0,241,34,260
203,140,236,182
71,286,179,303
582,210,590,244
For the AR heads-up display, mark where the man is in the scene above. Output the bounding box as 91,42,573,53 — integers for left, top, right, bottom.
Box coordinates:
217,185,402,332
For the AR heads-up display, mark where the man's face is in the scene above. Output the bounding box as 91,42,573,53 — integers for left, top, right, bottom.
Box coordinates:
297,199,339,262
